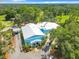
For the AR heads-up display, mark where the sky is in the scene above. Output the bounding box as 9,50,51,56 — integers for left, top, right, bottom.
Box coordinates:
0,0,79,4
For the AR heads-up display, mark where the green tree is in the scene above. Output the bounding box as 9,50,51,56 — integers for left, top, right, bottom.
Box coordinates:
0,17,14,59
5,10,16,21
50,17,79,59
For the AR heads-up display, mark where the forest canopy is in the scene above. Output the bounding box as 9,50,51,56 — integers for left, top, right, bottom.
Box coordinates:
0,4,79,59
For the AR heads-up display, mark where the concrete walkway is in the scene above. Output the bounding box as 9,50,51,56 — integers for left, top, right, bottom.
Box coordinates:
17,50,45,59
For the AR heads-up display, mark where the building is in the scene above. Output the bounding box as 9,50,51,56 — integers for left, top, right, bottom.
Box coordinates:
36,22,59,33
36,22,59,30
21,23,45,46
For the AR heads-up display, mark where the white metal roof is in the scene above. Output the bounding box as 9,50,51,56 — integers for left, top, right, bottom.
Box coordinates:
36,22,59,30
31,39,42,44
21,23,45,40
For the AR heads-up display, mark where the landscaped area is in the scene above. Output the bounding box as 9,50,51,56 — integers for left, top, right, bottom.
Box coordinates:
0,4,79,59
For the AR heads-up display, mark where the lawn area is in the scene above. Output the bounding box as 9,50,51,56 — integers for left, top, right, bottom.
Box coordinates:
0,15,6,21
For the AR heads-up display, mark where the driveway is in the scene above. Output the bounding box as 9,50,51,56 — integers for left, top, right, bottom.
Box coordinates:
17,50,46,59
